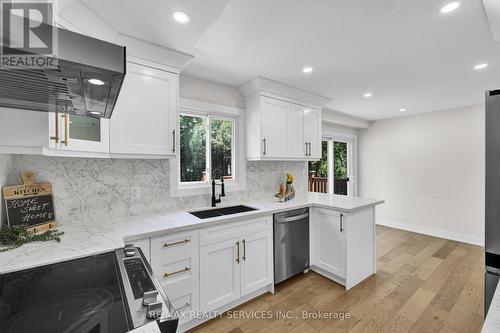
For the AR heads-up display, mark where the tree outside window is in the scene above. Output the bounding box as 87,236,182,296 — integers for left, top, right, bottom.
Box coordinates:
180,114,234,182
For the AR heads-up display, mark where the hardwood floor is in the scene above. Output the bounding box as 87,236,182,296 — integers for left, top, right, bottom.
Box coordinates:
188,226,484,333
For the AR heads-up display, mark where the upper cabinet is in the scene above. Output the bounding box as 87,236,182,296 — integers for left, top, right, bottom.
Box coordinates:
109,61,178,158
240,77,329,161
0,36,193,159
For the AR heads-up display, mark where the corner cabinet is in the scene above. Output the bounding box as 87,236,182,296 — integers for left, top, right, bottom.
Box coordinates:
310,207,376,290
109,61,178,158
244,94,322,161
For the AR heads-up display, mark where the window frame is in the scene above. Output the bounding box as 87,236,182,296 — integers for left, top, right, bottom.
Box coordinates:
170,98,246,197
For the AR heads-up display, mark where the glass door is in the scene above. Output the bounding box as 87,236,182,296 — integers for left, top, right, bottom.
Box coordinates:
57,113,109,153
308,137,355,196
308,141,329,193
333,141,349,195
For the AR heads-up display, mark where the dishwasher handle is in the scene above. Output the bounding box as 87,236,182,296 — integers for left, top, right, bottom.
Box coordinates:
275,213,309,224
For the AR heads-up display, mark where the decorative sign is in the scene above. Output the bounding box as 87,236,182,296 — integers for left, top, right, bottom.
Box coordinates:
3,172,56,233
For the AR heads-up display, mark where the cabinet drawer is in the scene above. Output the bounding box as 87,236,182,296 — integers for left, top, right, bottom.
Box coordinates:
152,251,199,293
199,216,272,246
169,285,199,325
151,230,198,254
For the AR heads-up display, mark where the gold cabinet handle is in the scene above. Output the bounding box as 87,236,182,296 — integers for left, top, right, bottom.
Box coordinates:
60,114,68,146
163,267,190,278
50,112,59,143
236,241,240,263
163,238,190,248
242,239,246,261
172,129,176,153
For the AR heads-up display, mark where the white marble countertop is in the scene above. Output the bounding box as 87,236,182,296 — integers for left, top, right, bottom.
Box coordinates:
483,279,500,333
0,193,383,274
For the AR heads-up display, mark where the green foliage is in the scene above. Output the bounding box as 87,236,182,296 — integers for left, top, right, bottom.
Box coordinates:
211,119,233,178
308,141,348,179
180,115,207,182
334,142,348,178
180,115,233,181
308,141,328,177
0,224,64,252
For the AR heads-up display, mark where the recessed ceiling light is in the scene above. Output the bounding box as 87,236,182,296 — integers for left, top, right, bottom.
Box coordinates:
440,2,460,14
363,92,373,98
474,63,488,70
87,78,107,86
173,11,190,24
302,66,313,73
399,108,407,112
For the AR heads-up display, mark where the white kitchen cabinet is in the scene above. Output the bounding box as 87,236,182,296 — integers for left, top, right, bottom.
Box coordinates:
199,217,273,311
310,206,375,290
110,61,178,158
240,230,274,296
199,237,241,311
240,77,329,161
311,208,346,278
260,96,288,158
304,108,322,159
48,112,110,155
244,94,322,161
132,238,151,263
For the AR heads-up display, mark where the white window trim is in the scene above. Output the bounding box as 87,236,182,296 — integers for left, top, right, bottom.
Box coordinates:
321,129,358,197
170,98,246,197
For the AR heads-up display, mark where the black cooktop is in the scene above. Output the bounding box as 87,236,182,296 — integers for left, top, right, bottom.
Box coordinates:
0,252,130,333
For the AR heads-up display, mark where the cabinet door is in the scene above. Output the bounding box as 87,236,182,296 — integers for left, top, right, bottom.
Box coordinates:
240,230,273,296
304,108,321,159
49,112,110,153
287,104,305,158
260,96,288,158
110,62,178,156
312,208,346,278
199,237,241,311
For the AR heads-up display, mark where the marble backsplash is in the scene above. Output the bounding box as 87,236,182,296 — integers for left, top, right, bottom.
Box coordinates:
5,155,307,225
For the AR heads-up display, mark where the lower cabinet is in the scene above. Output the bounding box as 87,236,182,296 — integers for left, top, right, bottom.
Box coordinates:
310,207,375,290
311,208,346,278
199,222,273,311
148,216,273,331
199,237,242,310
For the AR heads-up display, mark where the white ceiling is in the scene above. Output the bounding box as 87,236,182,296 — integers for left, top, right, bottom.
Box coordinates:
81,0,500,120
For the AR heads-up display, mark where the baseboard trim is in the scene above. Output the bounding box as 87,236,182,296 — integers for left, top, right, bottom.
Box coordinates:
376,219,484,246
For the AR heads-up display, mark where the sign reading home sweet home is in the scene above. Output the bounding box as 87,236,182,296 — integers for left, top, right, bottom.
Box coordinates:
3,172,56,232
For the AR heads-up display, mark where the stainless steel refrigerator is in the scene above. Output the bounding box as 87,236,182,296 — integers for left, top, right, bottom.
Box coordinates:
485,89,500,316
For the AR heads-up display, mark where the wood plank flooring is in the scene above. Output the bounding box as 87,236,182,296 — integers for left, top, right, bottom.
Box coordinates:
188,226,484,333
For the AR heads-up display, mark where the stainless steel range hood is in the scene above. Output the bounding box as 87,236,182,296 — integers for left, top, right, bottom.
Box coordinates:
0,25,126,118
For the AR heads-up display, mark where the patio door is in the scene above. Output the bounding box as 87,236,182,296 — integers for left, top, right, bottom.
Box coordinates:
308,137,355,196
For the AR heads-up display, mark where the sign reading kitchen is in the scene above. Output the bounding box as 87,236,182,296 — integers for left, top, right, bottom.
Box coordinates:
3,171,56,233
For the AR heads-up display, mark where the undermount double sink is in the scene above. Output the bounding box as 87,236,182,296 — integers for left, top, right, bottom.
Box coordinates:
189,205,258,219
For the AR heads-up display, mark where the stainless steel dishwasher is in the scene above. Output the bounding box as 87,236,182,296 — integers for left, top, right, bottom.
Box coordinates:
274,208,310,284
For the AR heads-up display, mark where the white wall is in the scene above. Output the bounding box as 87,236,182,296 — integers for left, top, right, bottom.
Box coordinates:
179,74,243,108
358,105,485,245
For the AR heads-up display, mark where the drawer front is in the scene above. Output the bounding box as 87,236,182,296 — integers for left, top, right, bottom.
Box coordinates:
152,250,199,292
151,230,198,254
199,216,273,246
151,230,199,292
169,285,200,325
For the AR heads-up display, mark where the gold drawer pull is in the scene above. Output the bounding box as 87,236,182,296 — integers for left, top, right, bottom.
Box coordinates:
164,267,190,278
163,239,190,248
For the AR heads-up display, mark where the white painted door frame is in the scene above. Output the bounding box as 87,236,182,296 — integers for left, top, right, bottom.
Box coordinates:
322,130,358,197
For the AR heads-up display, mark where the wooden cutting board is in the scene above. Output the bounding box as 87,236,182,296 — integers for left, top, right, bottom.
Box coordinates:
2,171,56,233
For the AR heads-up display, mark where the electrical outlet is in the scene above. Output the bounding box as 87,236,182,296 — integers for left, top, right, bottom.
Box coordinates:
131,186,141,200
